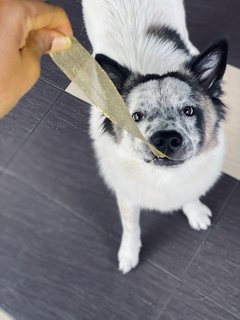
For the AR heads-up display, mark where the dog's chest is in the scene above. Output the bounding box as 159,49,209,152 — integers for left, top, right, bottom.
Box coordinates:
119,169,185,211
101,155,217,212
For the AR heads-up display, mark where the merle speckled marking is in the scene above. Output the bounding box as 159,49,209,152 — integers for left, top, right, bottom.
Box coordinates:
94,32,228,160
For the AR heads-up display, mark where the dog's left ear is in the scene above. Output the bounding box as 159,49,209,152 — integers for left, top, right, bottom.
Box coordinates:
191,40,228,97
95,54,131,92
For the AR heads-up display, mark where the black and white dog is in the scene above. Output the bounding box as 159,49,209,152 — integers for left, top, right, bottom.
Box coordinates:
82,0,228,273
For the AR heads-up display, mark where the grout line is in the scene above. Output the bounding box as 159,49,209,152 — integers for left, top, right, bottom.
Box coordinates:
145,263,181,319
181,181,239,279
147,260,180,282
157,270,240,320
1,168,119,243
40,77,68,92
156,290,176,319
145,262,182,319
183,281,240,320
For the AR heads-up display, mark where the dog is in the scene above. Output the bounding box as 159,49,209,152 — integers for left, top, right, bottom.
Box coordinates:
82,0,228,274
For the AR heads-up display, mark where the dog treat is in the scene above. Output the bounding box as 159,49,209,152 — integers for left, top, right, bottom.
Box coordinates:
50,37,165,158
0,309,15,320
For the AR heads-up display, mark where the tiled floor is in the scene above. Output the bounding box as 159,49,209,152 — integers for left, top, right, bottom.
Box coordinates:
0,1,239,320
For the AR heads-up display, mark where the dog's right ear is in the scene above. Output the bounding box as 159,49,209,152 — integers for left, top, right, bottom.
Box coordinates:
190,40,228,97
95,54,131,92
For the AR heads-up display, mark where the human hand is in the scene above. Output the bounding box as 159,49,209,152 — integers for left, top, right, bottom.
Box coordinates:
0,0,73,118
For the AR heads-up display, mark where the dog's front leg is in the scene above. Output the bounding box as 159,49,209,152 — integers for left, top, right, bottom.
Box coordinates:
117,194,141,274
182,199,212,231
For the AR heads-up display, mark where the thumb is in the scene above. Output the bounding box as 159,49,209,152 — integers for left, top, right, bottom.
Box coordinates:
24,30,71,57
16,30,71,100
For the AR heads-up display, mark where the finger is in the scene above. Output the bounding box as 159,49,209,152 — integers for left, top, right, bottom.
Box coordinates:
26,1,73,36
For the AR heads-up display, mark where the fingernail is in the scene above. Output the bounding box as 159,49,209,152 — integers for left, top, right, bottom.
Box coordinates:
50,36,72,53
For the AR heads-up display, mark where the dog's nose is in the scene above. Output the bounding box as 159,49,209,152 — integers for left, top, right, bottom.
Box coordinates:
150,130,183,154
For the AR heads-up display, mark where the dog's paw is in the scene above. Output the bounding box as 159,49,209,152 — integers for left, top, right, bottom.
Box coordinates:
118,240,140,274
183,201,212,231
118,249,139,274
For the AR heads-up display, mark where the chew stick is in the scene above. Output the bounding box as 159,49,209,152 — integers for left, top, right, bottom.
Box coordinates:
50,37,165,158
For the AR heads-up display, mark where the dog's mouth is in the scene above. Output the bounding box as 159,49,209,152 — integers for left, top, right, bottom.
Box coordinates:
145,155,185,167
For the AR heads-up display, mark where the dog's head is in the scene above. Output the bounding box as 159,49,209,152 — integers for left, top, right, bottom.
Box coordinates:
96,40,228,167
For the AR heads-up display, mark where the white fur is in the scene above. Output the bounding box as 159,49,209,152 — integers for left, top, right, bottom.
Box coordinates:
82,0,225,273
83,0,199,75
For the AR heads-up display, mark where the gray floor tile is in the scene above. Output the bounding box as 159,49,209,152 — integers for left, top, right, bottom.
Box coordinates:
0,173,177,320
140,174,238,277
183,184,240,318
41,0,91,90
185,0,240,68
159,283,239,320
0,80,61,168
8,92,121,237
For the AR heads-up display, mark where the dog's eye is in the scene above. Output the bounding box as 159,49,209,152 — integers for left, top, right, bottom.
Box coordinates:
132,112,144,122
183,106,195,117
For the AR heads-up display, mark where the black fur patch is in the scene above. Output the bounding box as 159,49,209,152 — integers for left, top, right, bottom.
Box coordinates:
211,97,227,121
122,72,195,96
95,54,131,93
189,40,228,98
147,25,190,55
195,109,205,148
95,55,131,138
101,116,116,138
